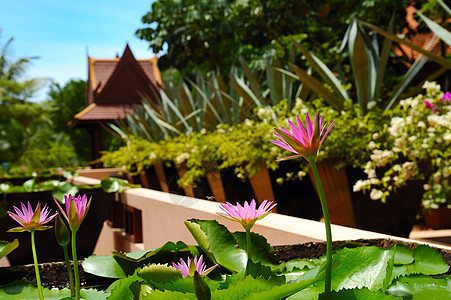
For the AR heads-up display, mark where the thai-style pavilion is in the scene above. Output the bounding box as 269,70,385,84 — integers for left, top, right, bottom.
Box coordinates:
69,44,163,164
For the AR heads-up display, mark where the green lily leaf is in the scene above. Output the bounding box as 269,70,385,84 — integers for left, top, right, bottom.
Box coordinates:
107,270,143,300
212,275,279,299
0,279,72,299
326,246,394,292
185,219,247,272
140,289,196,299
232,231,278,266
22,179,36,192
393,243,414,265
112,241,194,276
138,264,182,283
320,287,397,299
245,260,286,284
387,275,451,298
242,262,327,300
100,178,121,193
0,239,19,260
273,257,321,274
80,288,110,299
407,245,449,275
82,255,127,279
152,275,220,295
194,271,211,300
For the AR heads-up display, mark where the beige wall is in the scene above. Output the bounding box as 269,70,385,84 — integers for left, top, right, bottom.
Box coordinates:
74,168,123,180
87,182,451,256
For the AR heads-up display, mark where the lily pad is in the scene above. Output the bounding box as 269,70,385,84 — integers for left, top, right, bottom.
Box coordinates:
185,219,247,272
0,239,19,260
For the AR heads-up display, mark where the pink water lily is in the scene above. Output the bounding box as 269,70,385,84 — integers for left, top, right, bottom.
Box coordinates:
54,194,91,232
172,255,217,278
218,199,276,230
270,112,334,162
7,201,58,233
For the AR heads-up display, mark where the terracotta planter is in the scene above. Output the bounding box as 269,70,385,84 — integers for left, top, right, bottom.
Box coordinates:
206,171,227,203
154,162,170,193
249,164,277,212
176,163,194,198
308,160,356,228
0,188,114,265
424,207,451,229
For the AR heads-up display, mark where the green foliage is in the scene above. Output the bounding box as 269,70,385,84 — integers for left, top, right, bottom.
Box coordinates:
136,0,417,75
18,128,79,170
78,215,451,298
387,275,451,298
354,83,451,207
47,79,90,163
0,239,18,260
185,219,247,272
0,29,44,103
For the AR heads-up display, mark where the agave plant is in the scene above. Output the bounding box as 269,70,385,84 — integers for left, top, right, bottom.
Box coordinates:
271,4,451,116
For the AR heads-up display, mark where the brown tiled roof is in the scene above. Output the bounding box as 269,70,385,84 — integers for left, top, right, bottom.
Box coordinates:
393,5,451,62
71,44,162,128
69,103,137,127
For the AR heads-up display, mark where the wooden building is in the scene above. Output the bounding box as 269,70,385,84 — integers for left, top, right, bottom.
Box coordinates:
69,44,163,164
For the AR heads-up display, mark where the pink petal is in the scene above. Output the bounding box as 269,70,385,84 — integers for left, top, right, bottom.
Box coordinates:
305,112,313,139
270,139,297,153
320,121,334,144
275,154,302,161
287,120,303,143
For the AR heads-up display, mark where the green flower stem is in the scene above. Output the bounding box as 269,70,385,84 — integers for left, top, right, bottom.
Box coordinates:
31,231,44,300
245,227,252,263
63,244,75,296
310,160,332,300
71,231,80,300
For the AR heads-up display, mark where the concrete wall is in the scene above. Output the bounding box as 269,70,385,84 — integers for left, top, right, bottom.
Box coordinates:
75,168,123,180
68,174,450,256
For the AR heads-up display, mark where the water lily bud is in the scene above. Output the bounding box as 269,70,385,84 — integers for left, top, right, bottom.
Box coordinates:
55,215,70,247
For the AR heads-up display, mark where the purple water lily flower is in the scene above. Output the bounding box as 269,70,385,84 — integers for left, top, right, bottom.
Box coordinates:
172,255,217,278
54,194,91,232
218,199,276,230
270,112,334,162
8,201,57,233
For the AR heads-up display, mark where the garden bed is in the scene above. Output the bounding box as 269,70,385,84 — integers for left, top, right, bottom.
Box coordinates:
0,261,114,290
2,238,450,291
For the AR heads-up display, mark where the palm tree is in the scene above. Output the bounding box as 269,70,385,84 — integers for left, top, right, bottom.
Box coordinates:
0,29,47,163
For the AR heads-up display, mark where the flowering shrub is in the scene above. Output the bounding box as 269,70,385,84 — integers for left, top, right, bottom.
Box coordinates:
354,82,451,208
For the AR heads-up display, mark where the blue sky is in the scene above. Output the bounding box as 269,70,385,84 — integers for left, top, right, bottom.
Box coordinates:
0,0,158,101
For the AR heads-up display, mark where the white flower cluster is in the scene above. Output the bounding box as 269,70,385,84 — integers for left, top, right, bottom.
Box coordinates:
293,98,309,116
422,81,441,97
257,106,274,122
357,82,451,208
370,150,394,167
175,152,190,165
149,152,157,160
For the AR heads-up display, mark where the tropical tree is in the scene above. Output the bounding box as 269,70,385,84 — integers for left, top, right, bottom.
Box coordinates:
136,0,422,75
0,29,43,103
47,79,90,164
0,29,47,163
